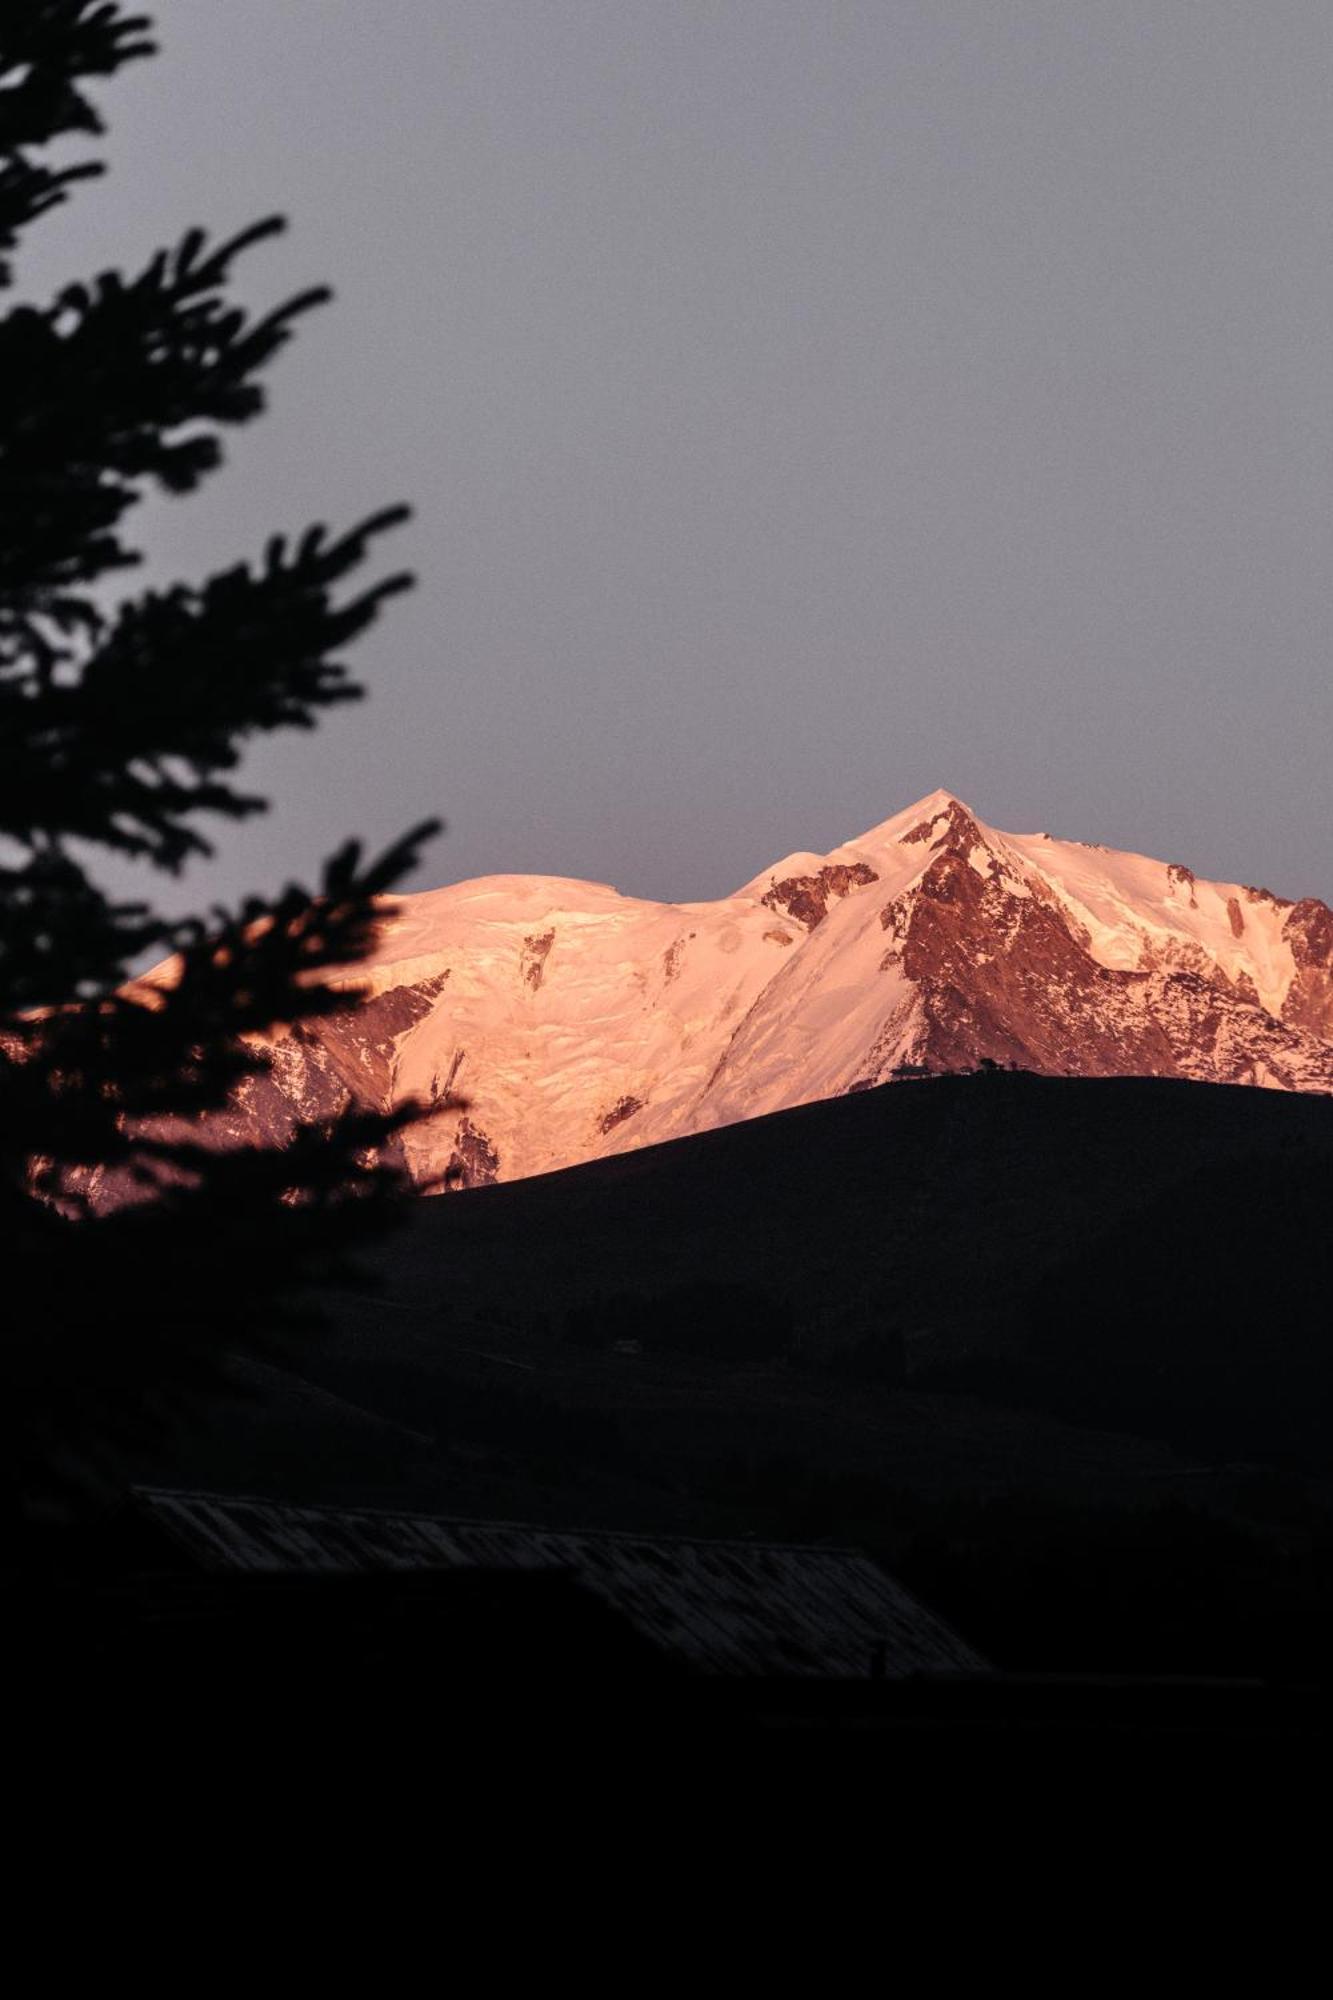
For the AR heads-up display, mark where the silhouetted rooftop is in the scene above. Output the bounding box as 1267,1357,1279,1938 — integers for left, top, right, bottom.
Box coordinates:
127,1486,987,1679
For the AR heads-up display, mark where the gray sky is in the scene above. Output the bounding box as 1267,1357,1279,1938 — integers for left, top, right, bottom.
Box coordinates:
22,1,1332,909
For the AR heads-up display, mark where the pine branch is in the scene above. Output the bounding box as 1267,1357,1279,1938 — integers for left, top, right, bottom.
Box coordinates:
0,218,334,665
0,846,162,1007
1,6,447,1499
2,820,439,1189
0,4,155,283
1,509,415,870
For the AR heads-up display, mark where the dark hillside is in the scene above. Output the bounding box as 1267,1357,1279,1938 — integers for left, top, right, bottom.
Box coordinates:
374,1070,1332,1390
102,1074,1333,1677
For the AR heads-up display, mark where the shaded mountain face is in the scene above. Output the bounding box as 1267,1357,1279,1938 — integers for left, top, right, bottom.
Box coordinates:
125,789,1333,1195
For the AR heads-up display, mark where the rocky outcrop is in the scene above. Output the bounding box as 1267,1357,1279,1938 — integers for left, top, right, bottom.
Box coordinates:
1282,898,1333,1039
861,811,1333,1092
521,929,555,991
599,1094,643,1134
301,972,450,1107
762,861,878,930
1167,863,1197,906
446,1116,500,1188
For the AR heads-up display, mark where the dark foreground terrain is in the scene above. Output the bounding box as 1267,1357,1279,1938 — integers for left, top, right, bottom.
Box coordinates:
90,1070,1333,1695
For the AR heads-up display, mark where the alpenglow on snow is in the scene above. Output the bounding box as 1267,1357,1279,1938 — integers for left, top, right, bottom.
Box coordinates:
113,790,1333,1199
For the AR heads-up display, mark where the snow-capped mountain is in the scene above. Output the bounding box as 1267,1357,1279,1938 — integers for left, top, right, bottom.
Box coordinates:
152,789,1333,1190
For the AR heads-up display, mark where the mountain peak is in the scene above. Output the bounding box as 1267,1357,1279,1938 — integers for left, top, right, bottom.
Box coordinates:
113,792,1333,1207
896,794,984,848
909,786,971,816
843,788,985,858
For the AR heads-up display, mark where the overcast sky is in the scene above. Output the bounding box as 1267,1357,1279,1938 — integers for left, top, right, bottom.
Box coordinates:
22,1,1332,909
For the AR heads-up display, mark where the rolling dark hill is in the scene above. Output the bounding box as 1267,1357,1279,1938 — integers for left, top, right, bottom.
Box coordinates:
366,1069,1332,1383
115,1071,1333,1677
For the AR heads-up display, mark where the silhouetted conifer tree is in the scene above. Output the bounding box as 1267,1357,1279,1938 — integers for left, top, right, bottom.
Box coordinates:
1,5,439,1518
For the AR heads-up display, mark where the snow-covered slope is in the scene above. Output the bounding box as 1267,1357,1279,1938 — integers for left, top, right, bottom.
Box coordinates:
155,789,1333,1191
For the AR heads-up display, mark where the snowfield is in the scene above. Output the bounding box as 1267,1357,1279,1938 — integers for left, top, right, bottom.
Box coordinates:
140,789,1333,1193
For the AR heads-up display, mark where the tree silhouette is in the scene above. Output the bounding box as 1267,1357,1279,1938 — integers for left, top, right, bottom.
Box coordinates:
1,4,439,1519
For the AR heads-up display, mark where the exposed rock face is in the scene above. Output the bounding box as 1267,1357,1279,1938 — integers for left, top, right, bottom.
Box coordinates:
296,973,450,1107
882,845,1179,1080
521,930,555,991
446,1116,500,1189
112,789,1332,1201
599,1094,643,1134
1166,863,1197,906
1283,899,1333,1039
71,970,449,1210
761,862,879,930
